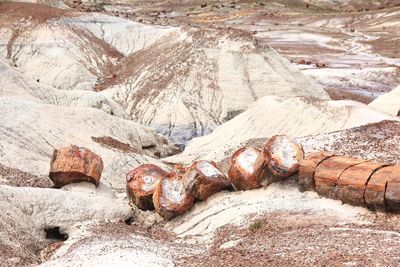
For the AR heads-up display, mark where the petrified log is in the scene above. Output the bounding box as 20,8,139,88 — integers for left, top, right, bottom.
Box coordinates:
314,156,365,199
183,160,231,201
153,176,195,220
365,166,400,211
49,145,103,188
298,151,334,192
228,147,262,190
126,164,170,211
336,162,387,206
254,135,304,185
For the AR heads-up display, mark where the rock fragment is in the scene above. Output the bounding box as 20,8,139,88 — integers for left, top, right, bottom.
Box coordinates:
126,164,170,211
49,145,103,188
254,135,304,185
228,147,262,190
183,160,231,201
153,176,195,220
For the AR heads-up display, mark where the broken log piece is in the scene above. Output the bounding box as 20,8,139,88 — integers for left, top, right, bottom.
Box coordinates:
254,135,304,185
153,176,195,220
336,162,386,206
298,151,334,192
365,166,400,211
183,160,231,201
126,164,170,211
314,156,366,199
228,147,262,190
49,145,103,188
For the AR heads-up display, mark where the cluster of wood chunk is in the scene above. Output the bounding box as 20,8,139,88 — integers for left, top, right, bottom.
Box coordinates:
299,152,400,212
127,135,305,220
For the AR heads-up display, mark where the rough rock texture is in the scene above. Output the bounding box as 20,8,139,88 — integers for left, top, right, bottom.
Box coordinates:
369,85,400,116
228,147,262,190
0,97,170,190
0,3,330,146
182,160,231,201
166,96,398,165
0,184,132,266
126,164,170,211
49,145,103,188
153,176,195,220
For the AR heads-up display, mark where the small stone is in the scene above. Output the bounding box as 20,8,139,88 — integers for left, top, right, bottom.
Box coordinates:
183,160,231,201
126,164,170,211
49,145,103,188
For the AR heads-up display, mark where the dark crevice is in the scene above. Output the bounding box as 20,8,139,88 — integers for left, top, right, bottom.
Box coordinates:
44,227,68,241
125,217,134,225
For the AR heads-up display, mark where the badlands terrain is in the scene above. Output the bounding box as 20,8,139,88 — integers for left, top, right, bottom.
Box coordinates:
1,0,400,266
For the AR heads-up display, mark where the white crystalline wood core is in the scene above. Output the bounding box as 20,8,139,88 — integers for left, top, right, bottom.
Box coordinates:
270,137,300,167
237,148,259,173
141,176,158,192
161,179,185,205
197,161,223,177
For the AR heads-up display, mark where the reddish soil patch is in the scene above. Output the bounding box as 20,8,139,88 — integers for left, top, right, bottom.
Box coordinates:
91,136,140,154
0,164,52,188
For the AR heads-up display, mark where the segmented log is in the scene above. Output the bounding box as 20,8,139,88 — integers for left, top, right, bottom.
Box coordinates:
298,151,334,192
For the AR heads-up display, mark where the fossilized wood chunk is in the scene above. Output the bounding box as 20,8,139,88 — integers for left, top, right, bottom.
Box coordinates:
365,166,400,211
153,176,195,220
298,151,334,192
228,147,262,190
336,162,386,206
183,160,231,201
314,156,365,199
385,182,400,212
254,135,304,185
49,145,103,188
126,164,170,211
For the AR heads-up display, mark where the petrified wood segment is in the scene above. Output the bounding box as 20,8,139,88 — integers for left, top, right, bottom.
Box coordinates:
183,160,231,201
126,164,170,211
314,156,365,199
153,176,195,220
49,145,103,188
254,135,304,185
386,182,400,212
365,166,400,210
228,147,262,190
336,162,386,206
298,151,334,192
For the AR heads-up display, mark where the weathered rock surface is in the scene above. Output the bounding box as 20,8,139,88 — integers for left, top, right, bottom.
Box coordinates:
166,96,398,165
49,145,103,188
183,160,231,201
0,2,330,146
126,164,170,210
0,97,170,190
0,184,132,266
153,176,195,220
369,85,400,116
